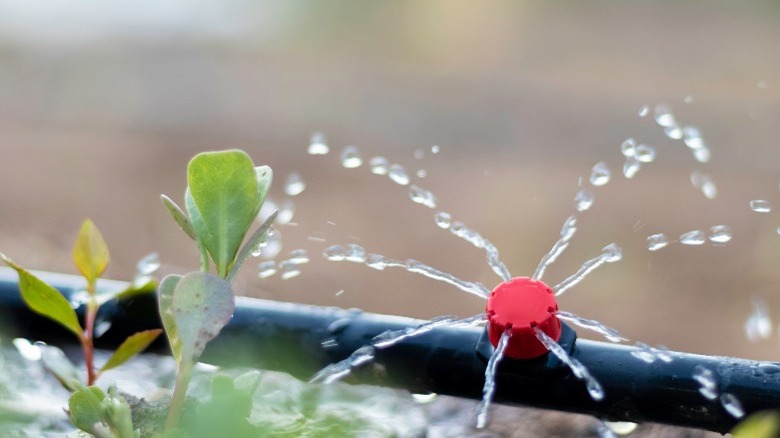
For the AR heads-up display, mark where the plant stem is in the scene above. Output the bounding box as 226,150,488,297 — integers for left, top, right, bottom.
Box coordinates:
82,282,98,386
165,359,193,431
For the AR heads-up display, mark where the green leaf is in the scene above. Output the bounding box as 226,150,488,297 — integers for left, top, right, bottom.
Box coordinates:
161,194,197,241
73,219,110,285
39,343,81,392
102,386,135,438
226,210,278,283
732,411,780,438
171,272,234,362
69,386,106,433
159,274,183,364
187,150,260,278
0,254,82,339
100,329,163,373
185,188,213,272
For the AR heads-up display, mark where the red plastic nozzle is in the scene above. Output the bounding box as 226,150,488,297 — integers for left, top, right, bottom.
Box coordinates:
486,277,561,359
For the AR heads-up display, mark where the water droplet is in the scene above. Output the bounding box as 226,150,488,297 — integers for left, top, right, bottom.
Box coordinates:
257,261,277,278
664,125,683,140
69,290,90,309
308,132,329,155
690,171,717,199
630,342,657,363
412,393,438,404
709,225,732,243
759,363,780,374
434,212,452,229
136,252,161,276
750,199,772,213
344,244,366,262
635,144,656,163
279,260,301,280
340,146,363,168
327,318,351,334
745,297,772,342
276,200,295,225
388,164,410,185
416,169,427,178
12,338,42,361
284,172,305,196
409,185,437,208
431,145,440,154
693,365,718,400
654,104,676,127
684,95,694,104
94,320,112,338
720,393,745,419
260,230,282,259
604,421,638,436
601,243,622,263
414,149,425,159
589,162,611,186
680,230,706,245
287,249,310,265
370,156,389,175
683,126,704,149
623,157,641,179
693,147,711,163
323,245,346,261
647,233,669,251
574,189,595,212
620,138,637,157
335,289,345,296
638,105,650,117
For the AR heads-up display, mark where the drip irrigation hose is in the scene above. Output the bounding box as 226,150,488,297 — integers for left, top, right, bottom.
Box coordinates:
1,267,779,433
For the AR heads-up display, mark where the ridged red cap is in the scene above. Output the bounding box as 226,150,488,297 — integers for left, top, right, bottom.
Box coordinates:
486,277,561,359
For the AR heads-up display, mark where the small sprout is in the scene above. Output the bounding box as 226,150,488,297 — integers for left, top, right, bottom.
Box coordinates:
69,385,137,438
73,219,110,288
100,329,163,373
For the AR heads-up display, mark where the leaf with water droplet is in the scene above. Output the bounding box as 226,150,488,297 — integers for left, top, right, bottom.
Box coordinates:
227,210,278,283
187,150,262,278
73,219,110,286
158,274,183,363
172,272,235,363
99,329,163,373
161,194,197,241
0,254,82,339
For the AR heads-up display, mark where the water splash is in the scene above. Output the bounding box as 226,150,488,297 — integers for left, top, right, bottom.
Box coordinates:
533,215,577,281
284,172,306,196
279,260,301,280
340,146,363,168
679,230,706,245
555,311,627,342
690,171,717,199
630,342,673,364
307,132,329,155
310,345,376,384
623,157,641,179
634,144,656,163
589,162,611,186
692,365,718,400
647,233,670,251
708,225,732,243
277,200,295,225
720,393,745,419
259,228,282,259
370,156,389,175
257,261,277,278
574,189,595,212
286,249,310,265
372,314,485,349
409,185,437,208
534,326,604,401
388,164,410,185
431,145,441,154
620,138,637,157
554,243,622,296
475,329,511,429
324,246,491,299
750,199,771,213
136,252,161,276
745,297,772,342
445,219,511,282
654,104,676,128
638,105,650,117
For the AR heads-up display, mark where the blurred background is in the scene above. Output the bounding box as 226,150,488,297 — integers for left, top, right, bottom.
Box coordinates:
1,0,780,371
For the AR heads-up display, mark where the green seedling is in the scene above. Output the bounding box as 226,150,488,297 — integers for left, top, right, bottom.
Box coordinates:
159,149,276,430
0,219,162,386
69,385,138,438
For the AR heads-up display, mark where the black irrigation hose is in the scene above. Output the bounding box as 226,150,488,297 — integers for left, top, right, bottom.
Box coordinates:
1,267,779,433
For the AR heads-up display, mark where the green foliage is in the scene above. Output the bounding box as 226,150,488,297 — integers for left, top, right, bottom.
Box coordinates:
732,411,780,438
100,329,163,373
69,386,138,438
1,220,161,387
0,254,82,338
159,149,276,431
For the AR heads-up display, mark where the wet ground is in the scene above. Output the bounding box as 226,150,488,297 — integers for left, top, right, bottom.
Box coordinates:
1,1,779,436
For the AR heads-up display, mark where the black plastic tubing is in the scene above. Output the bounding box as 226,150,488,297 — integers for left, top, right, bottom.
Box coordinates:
1,267,779,433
